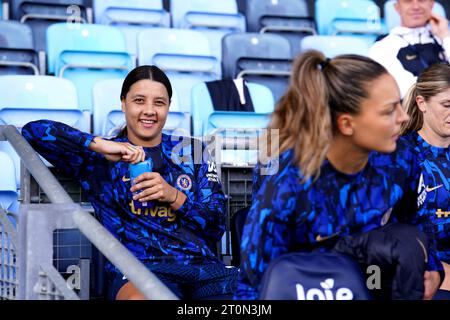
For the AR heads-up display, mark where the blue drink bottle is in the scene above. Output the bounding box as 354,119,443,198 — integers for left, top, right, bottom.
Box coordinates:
129,158,153,208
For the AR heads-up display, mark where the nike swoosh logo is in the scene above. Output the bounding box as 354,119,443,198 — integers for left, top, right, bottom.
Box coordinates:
426,185,443,192
315,232,339,242
122,176,130,182
406,54,418,60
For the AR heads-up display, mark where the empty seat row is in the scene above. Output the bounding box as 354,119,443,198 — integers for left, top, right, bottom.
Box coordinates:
4,0,446,73
1,20,373,113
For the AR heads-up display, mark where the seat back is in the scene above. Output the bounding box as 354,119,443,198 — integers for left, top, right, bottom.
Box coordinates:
260,252,372,300
246,0,311,31
0,75,84,129
46,23,130,75
384,0,446,31
246,0,316,56
171,0,244,29
47,23,133,111
191,81,273,164
12,0,90,52
138,28,219,112
316,0,383,38
0,21,39,75
0,75,84,186
170,0,246,62
300,35,370,57
11,0,89,21
191,81,274,136
222,32,292,102
93,0,170,56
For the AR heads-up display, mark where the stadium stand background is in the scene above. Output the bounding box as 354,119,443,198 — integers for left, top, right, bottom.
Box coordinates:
0,0,449,300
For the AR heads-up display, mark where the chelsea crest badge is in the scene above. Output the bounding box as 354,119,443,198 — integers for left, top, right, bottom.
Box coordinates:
177,174,192,191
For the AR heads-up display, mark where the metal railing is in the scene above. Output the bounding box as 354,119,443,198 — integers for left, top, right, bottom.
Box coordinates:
0,209,18,300
0,125,178,300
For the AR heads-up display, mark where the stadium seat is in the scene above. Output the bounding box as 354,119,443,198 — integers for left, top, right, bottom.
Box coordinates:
93,0,170,57
0,75,84,129
315,0,385,45
11,0,91,52
300,35,370,57
170,0,246,62
0,75,86,186
0,21,39,75
191,81,274,163
222,32,292,103
245,0,316,57
259,251,373,300
92,78,188,136
0,151,18,214
47,23,134,111
384,0,446,31
138,28,219,113
191,81,274,136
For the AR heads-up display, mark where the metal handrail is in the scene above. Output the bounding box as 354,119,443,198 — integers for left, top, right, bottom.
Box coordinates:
0,125,178,300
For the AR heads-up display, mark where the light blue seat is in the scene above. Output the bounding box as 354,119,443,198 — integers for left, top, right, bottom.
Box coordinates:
0,151,18,214
0,75,85,186
315,0,385,45
11,0,91,52
300,35,370,57
191,81,274,164
138,28,219,113
0,75,84,129
92,78,188,136
384,0,446,31
170,0,246,63
93,0,170,57
47,23,134,111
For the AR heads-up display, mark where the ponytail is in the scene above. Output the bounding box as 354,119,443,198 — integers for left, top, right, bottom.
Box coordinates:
267,50,388,181
268,50,332,181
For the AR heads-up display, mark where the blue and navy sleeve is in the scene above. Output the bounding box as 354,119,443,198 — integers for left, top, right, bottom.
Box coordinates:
177,145,226,245
21,120,99,179
235,162,299,300
377,138,444,274
399,140,444,274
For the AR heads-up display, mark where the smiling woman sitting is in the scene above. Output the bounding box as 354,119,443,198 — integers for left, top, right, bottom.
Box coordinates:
21,65,238,300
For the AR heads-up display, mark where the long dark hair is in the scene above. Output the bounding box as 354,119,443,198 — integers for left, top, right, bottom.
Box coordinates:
267,50,388,181
117,65,172,137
